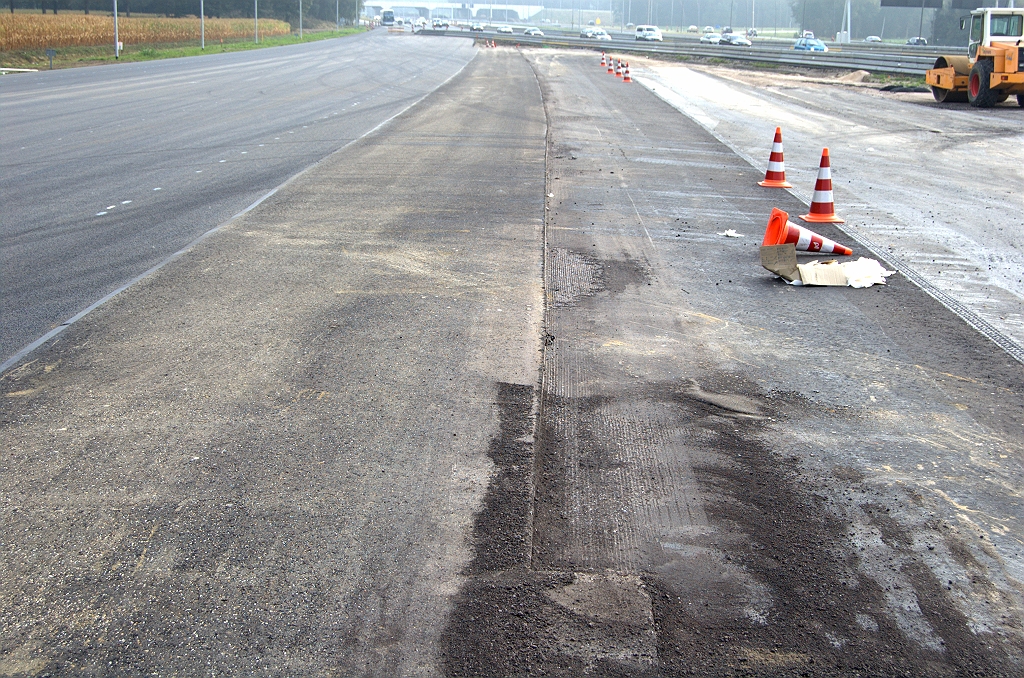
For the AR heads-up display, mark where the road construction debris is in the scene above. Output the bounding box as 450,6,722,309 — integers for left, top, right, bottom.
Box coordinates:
838,70,871,83
761,244,894,287
718,229,744,238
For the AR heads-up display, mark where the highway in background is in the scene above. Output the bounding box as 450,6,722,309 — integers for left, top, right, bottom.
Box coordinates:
0,30,475,369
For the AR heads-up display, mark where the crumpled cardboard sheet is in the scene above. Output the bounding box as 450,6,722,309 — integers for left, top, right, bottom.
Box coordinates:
760,244,895,288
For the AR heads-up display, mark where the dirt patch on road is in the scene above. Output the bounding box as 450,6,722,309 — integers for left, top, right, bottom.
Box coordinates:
443,373,1018,676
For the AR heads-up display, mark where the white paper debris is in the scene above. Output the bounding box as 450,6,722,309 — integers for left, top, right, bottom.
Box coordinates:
843,257,896,288
795,257,894,288
718,229,744,238
761,245,895,289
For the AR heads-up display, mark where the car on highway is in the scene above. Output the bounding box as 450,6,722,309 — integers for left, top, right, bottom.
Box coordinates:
496,25,513,34
524,27,544,36
470,24,484,32
700,32,722,44
580,27,596,37
635,25,663,41
802,30,815,38
906,36,928,46
702,25,714,33
746,28,758,37
722,33,752,46
688,25,699,33
793,37,828,52
590,29,612,40
864,35,882,42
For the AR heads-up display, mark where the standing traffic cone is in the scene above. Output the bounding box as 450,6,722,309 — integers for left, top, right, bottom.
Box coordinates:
800,148,844,223
758,127,792,188
615,60,623,78
601,52,606,66
762,208,852,255
623,63,632,83
607,59,615,74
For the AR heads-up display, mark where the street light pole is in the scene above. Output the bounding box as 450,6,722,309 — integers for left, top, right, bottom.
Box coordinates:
255,0,259,43
113,0,120,58
300,0,303,39
201,0,205,49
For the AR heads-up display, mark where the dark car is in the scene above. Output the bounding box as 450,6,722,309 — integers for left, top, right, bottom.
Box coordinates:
722,33,752,46
906,36,928,46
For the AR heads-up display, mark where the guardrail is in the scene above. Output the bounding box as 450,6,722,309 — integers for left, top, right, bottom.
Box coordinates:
417,27,958,76
497,34,945,75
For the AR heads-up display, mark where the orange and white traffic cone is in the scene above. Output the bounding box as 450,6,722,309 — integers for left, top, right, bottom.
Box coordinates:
623,63,632,83
758,127,792,188
615,60,623,77
762,207,852,255
601,52,606,66
800,148,844,223
607,59,615,74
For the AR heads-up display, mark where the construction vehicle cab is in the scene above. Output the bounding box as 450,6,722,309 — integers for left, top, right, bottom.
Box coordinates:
925,7,1024,107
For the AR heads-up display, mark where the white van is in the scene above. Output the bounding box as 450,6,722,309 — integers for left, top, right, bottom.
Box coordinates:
635,25,663,41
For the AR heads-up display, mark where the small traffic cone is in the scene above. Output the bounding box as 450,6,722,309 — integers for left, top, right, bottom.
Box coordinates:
623,63,632,83
800,148,844,223
758,127,792,188
607,59,615,74
601,52,606,66
615,60,623,78
762,208,852,255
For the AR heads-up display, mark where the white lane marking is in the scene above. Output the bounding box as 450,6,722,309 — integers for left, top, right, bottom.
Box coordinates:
96,211,107,216
121,200,132,204
153,187,162,191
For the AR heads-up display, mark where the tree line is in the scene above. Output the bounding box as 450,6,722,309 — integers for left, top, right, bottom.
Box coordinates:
9,0,365,27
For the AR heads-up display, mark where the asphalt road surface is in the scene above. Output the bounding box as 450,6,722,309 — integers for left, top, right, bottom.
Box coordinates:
0,30,476,368
3,40,1023,676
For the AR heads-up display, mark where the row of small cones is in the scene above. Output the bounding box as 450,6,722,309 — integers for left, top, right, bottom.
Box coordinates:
600,53,632,83
758,127,852,255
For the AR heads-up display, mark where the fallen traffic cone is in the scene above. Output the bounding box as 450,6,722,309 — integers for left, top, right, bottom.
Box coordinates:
623,63,632,83
615,60,623,78
762,207,852,255
800,148,844,223
758,127,792,188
